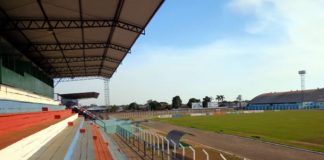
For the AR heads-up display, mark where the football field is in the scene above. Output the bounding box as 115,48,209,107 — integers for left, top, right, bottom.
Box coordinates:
156,110,324,152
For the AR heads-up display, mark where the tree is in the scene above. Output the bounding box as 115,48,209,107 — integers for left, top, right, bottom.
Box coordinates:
128,102,139,110
216,95,221,102
109,105,118,112
172,96,182,109
148,101,161,110
187,98,200,108
216,95,225,102
220,95,225,102
160,102,170,110
202,96,211,108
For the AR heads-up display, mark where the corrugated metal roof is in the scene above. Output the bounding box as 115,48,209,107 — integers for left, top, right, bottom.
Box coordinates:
0,0,164,78
249,88,324,104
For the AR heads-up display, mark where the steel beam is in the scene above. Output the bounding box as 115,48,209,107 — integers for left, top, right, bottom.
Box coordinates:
54,66,114,72
43,56,120,64
99,0,125,75
54,76,104,83
25,42,129,53
1,19,144,34
79,0,87,75
53,72,111,78
36,0,74,77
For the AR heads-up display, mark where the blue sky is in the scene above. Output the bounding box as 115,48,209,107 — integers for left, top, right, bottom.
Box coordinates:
55,0,324,105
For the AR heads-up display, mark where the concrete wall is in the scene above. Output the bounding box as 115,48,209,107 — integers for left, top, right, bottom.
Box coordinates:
0,100,64,114
0,84,59,105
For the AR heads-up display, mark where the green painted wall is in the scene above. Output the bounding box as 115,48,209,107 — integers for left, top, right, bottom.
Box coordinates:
0,37,54,98
0,66,54,98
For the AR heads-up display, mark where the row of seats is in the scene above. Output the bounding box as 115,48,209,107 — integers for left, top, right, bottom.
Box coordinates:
0,106,113,160
29,118,113,160
0,109,73,149
247,104,324,110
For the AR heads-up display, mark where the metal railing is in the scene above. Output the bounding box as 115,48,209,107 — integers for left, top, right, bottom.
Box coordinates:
116,125,176,160
114,125,239,160
93,116,107,132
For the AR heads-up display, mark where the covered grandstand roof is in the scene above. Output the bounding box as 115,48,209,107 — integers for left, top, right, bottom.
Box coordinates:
59,92,99,99
0,0,164,78
249,88,324,104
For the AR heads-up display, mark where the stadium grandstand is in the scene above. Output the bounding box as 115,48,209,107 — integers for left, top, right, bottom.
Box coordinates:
0,0,164,159
247,88,324,110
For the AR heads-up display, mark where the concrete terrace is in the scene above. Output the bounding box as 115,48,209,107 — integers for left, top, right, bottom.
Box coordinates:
0,110,114,160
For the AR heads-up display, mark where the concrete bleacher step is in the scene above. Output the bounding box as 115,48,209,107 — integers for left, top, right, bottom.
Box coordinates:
72,121,96,160
29,119,113,160
0,111,79,160
0,111,114,160
29,118,82,160
0,110,74,149
91,123,113,160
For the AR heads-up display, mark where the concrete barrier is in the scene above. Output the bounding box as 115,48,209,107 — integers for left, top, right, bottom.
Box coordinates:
0,114,78,160
0,84,59,105
242,110,264,114
190,113,207,117
158,114,172,118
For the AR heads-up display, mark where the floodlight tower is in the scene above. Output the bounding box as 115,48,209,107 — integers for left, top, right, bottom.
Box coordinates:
104,78,110,107
298,70,306,90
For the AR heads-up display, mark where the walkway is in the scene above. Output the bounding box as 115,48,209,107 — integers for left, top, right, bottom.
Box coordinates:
110,134,143,160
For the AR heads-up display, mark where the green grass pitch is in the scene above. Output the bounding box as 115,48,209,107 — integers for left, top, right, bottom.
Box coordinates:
156,110,324,152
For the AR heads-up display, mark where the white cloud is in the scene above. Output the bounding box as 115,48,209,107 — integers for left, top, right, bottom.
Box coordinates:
107,0,324,105
225,0,324,74
228,0,286,34
227,0,266,12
